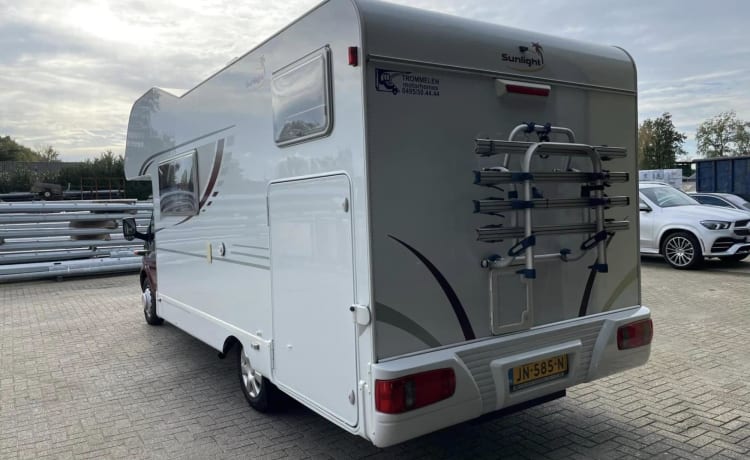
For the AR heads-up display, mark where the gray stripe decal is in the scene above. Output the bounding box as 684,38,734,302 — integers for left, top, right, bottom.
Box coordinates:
234,244,269,251
376,302,441,348
158,248,270,270
602,265,638,312
231,251,270,260
388,235,476,340
138,125,235,175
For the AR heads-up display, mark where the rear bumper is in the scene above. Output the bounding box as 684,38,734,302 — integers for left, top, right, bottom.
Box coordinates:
367,305,651,447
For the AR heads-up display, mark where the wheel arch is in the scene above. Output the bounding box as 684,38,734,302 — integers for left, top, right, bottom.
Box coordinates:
658,226,704,254
218,335,240,359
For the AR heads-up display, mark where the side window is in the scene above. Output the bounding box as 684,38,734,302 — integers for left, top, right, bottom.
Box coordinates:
698,196,730,207
158,151,199,216
272,47,332,146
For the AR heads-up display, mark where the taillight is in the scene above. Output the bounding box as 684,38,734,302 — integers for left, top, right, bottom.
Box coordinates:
617,319,653,350
375,368,455,414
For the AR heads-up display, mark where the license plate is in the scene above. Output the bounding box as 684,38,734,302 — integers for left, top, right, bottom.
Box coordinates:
509,354,569,392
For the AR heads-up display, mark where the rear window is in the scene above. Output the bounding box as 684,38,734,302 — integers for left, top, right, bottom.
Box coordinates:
158,151,199,216
272,47,332,146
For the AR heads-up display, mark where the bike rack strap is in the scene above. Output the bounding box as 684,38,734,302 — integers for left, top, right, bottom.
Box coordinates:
508,235,536,257
580,230,609,251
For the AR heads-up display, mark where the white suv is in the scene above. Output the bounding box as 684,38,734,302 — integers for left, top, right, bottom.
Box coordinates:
639,182,750,268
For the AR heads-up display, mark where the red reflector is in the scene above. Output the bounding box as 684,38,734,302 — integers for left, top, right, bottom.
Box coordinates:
348,46,358,67
505,84,550,97
617,319,653,350
375,368,455,414
495,79,551,97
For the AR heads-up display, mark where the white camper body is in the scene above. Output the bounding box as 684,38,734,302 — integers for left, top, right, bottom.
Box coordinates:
124,0,651,447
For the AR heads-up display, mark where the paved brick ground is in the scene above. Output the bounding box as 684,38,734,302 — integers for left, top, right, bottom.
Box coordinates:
1,260,749,459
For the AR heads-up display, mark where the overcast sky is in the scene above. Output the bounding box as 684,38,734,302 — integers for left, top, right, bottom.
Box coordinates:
1,0,748,161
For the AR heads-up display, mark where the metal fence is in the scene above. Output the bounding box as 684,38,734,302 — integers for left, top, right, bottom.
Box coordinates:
0,200,153,283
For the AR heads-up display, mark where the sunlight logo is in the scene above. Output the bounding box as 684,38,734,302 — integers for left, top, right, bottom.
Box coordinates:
501,42,545,72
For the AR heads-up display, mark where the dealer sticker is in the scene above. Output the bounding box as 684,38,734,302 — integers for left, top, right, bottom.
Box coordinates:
375,68,440,97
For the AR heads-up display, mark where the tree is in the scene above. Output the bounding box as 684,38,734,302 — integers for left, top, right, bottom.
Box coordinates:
0,136,42,161
696,111,750,158
638,113,686,169
36,145,61,162
637,123,653,169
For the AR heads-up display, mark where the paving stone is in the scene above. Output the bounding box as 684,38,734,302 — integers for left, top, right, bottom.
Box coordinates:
1,263,749,458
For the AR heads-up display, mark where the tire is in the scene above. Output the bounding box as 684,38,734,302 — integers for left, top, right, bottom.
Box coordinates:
661,232,703,269
238,345,278,412
142,278,164,325
718,253,749,265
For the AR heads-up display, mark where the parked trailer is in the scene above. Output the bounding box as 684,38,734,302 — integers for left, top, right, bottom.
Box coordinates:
694,155,750,200
122,0,652,447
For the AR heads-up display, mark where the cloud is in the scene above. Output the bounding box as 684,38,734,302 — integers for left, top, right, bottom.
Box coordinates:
0,0,749,161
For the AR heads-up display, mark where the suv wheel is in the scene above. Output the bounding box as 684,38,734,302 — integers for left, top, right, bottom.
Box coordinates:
662,232,702,269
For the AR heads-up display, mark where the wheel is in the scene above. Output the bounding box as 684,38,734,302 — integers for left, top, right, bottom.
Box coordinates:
142,278,163,325
661,232,702,269
718,253,748,265
238,345,278,412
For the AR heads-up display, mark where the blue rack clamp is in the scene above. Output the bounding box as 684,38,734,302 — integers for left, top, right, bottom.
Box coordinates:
510,200,534,210
508,235,536,257
580,230,608,251
516,268,537,279
559,248,572,261
524,121,536,133
511,172,534,181
589,263,609,273
588,197,609,207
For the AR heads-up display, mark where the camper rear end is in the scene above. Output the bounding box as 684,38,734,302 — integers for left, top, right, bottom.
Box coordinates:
359,1,650,446
122,0,651,448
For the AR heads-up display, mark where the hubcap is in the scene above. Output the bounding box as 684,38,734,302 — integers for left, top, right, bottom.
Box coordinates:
142,287,153,318
240,350,263,398
665,236,694,267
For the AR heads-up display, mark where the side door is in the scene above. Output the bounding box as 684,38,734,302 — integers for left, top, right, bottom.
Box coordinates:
268,174,358,427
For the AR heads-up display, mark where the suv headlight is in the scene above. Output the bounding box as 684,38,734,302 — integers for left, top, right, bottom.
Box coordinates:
700,220,731,230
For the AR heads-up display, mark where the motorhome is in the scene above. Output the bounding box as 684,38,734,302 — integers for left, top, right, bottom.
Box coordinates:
122,0,652,447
